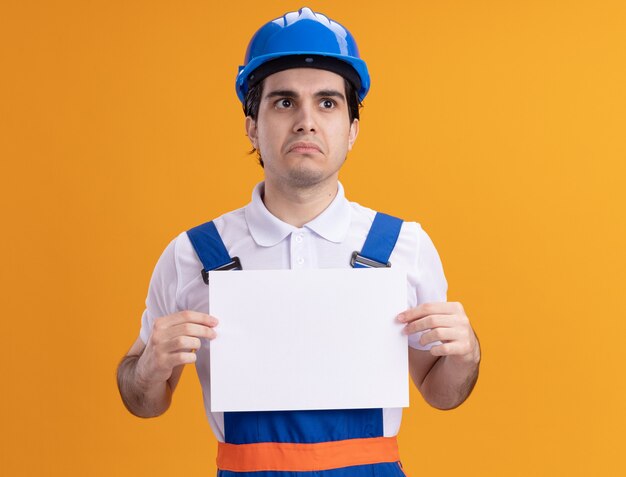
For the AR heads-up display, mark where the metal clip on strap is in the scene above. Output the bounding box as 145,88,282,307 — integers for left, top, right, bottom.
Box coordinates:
351,212,403,269
350,251,390,268
201,257,242,284
187,220,243,285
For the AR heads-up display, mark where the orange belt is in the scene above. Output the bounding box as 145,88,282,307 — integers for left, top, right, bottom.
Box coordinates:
217,436,400,472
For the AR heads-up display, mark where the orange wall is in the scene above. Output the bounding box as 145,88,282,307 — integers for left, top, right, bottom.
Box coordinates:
1,1,625,475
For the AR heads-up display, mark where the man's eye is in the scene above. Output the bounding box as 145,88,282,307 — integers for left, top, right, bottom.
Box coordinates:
320,99,335,109
276,99,292,109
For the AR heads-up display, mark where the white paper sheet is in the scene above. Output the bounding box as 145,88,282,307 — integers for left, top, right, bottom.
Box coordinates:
208,268,408,412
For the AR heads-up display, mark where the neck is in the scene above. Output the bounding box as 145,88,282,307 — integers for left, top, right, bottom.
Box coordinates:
263,178,339,228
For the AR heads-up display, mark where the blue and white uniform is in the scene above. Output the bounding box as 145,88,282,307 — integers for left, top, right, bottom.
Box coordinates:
139,182,447,475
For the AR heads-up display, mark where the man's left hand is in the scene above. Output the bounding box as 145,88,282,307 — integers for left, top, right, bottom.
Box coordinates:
398,302,480,365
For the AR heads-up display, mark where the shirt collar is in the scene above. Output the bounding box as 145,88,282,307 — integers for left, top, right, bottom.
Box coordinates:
245,182,352,247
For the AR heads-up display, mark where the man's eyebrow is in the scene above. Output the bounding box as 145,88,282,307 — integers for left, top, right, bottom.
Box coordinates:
264,89,298,99
315,89,345,101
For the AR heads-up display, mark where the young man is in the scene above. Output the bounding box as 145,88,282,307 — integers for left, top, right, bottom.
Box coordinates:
117,7,480,476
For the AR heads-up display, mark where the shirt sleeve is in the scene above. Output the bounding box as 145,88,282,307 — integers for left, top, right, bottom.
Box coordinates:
407,225,448,350
139,238,180,344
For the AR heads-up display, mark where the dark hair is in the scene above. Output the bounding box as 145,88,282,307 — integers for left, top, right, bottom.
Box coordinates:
244,77,362,167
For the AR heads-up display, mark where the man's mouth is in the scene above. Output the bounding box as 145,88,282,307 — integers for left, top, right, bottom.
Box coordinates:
288,142,322,154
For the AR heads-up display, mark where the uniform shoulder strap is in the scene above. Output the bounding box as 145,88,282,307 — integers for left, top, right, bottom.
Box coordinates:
186,221,242,284
351,212,403,268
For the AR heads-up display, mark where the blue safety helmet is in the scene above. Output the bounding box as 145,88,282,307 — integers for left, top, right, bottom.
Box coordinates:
236,7,370,103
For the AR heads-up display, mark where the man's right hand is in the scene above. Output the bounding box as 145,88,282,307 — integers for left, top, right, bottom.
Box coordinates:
135,311,219,389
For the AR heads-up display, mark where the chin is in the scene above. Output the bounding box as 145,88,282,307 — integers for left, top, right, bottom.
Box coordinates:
284,167,330,188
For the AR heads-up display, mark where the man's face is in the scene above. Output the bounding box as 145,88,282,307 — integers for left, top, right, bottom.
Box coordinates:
245,68,359,189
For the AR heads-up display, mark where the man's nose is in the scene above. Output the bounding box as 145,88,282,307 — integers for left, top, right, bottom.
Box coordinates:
293,103,317,133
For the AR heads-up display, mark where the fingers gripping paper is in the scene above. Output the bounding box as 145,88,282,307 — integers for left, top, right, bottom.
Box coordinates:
208,268,408,412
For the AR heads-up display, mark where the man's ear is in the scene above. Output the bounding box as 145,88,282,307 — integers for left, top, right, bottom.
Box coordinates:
245,116,258,149
348,118,359,151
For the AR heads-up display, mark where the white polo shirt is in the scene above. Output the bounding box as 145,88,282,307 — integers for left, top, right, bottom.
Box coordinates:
139,181,447,440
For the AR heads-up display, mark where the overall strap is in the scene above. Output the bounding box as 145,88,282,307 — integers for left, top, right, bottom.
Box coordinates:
351,212,403,268
186,221,242,284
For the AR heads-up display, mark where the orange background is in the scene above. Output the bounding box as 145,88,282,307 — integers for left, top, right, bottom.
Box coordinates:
1,1,625,476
